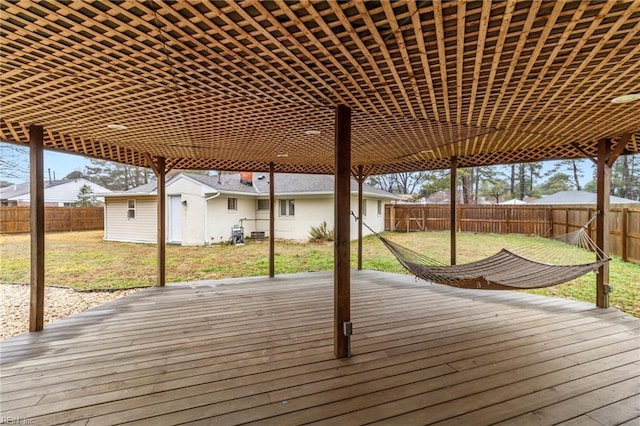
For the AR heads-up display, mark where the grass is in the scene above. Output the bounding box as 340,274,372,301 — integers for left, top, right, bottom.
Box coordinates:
0,230,638,317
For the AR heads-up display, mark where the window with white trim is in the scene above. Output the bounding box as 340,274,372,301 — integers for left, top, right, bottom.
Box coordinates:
362,198,367,217
127,199,136,219
377,200,382,216
228,198,238,211
279,199,295,217
257,199,270,211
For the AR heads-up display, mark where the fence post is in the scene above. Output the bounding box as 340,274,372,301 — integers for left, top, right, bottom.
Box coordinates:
390,205,395,231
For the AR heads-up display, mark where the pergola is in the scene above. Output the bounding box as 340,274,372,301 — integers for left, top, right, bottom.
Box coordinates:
1,0,639,358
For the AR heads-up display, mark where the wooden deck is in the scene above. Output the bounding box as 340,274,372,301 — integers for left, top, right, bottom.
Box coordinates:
1,270,639,425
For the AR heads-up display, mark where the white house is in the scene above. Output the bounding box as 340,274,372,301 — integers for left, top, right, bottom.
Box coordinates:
0,178,111,206
102,172,398,245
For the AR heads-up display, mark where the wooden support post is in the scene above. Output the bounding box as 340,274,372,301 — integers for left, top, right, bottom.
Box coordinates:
269,162,275,278
334,105,351,359
450,156,457,266
145,154,169,288
156,157,166,287
29,125,45,332
621,208,628,262
596,139,611,308
357,165,364,271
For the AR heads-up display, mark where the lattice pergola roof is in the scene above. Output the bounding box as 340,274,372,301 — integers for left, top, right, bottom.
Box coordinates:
1,0,639,175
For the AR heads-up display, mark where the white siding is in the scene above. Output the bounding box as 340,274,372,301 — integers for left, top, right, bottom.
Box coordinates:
104,197,156,243
255,195,389,241
166,177,207,246
104,175,393,245
206,196,256,243
350,196,386,240
276,197,332,241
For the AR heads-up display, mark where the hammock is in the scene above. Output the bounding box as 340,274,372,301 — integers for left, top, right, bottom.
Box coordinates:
355,213,609,290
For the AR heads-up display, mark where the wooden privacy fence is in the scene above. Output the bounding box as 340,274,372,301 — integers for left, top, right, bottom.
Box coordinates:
0,206,104,234
385,204,640,264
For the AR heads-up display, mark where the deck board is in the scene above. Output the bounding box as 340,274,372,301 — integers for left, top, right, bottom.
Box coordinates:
1,270,638,425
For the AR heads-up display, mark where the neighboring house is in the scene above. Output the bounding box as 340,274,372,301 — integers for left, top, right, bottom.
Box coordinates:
532,190,639,205
102,172,398,245
499,199,527,205
0,178,111,206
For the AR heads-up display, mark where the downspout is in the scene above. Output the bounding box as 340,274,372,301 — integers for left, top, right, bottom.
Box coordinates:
204,192,221,244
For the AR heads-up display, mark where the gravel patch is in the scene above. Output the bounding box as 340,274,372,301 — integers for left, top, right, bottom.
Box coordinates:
1,284,141,340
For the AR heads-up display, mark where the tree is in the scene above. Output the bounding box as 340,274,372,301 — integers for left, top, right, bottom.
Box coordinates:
538,172,572,195
460,168,473,204
545,159,589,191
509,164,516,198
0,143,28,181
415,170,450,200
367,172,431,195
64,170,86,180
611,154,640,201
84,159,152,191
479,178,510,203
367,174,396,193
527,162,544,193
505,162,544,200
76,184,98,206
473,166,506,202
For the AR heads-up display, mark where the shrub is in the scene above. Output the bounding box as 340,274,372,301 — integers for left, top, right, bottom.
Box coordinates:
308,221,334,242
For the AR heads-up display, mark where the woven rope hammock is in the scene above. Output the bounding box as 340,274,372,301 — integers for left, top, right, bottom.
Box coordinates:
354,213,609,290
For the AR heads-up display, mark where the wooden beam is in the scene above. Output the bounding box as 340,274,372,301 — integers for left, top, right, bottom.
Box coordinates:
144,153,160,176
570,142,597,166
450,156,458,266
269,162,275,278
357,165,364,271
334,105,351,359
29,125,45,332
606,132,631,168
596,139,611,308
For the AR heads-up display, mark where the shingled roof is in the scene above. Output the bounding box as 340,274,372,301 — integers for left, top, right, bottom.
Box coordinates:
108,172,397,199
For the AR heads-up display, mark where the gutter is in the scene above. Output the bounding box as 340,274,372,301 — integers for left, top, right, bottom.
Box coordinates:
204,192,221,244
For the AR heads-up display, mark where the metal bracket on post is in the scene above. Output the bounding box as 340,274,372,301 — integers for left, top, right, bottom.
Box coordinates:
604,284,613,294
343,321,353,358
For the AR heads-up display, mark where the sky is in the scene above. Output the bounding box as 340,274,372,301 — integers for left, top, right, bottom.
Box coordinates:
1,143,93,183
1,141,595,186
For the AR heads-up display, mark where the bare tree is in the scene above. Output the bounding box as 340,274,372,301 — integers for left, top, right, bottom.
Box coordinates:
367,172,430,195
0,143,28,181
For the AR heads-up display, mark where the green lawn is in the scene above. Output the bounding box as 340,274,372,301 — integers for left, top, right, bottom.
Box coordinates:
0,230,638,317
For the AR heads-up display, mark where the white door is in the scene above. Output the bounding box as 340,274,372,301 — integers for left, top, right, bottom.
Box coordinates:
168,195,182,243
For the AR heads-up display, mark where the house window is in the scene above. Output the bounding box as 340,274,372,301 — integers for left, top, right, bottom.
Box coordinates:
279,199,295,217
228,198,238,211
362,199,367,217
257,199,270,211
127,199,136,219
377,200,382,216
